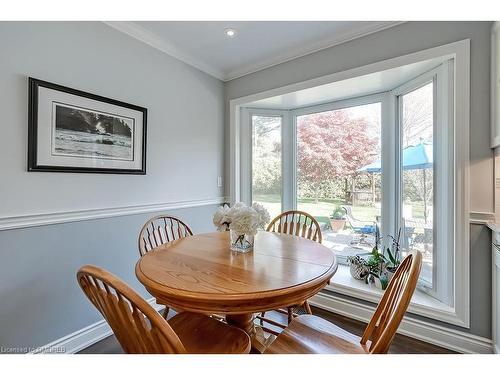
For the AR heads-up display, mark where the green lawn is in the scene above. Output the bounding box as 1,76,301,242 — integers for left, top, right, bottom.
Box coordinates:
253,193,428,225
253,194,380,224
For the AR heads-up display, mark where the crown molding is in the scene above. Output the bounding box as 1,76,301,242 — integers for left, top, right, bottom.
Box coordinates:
224,21,406,81
103,21,226,80
103,21,405,82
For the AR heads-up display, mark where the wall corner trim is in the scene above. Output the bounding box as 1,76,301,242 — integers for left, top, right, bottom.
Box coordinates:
0,197,228,231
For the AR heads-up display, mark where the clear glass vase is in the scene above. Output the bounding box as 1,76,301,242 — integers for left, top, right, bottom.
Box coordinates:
229,229,254,253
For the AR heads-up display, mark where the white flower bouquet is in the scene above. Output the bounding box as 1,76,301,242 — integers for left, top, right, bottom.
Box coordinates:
213,202,270,252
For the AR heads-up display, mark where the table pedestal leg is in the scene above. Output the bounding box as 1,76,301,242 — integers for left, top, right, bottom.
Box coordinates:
226,313,275,353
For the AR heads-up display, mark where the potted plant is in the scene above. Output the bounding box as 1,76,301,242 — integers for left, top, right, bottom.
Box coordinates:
348,245,387,287
346,255,370,280
365,246,387,287
384,228,402,281
346,226,403,290
359,227,389,290
329,206,346,232
371,272,389,290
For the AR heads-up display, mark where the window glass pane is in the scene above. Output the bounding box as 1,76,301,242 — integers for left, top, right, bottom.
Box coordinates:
296,103,382,260
251,115,282,219
401,82,434,287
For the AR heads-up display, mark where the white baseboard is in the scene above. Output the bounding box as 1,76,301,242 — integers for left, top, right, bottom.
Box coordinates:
33,292,493,354
30,298,163,354
1,197,227,231
310,292,493,354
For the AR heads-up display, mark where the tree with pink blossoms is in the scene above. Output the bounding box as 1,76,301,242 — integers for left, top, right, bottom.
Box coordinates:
297,109,379,203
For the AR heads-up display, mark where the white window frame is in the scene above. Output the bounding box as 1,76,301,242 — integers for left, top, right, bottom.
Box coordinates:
240,108,290,210
392,63,455,306
229,40,470,328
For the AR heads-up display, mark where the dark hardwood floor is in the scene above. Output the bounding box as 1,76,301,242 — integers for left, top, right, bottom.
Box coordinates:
312,308,454,354
79,306,455,354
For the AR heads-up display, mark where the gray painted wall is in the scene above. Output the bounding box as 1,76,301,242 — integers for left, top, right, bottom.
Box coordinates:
0,206,219,350
225,21,493,337
0,22,225,218
0,22,225,350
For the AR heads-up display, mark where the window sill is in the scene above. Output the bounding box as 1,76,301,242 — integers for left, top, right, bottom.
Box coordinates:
326,264,467,327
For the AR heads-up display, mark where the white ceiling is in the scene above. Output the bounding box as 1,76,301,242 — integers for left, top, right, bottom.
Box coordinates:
245,56,447,109
105,21,402,81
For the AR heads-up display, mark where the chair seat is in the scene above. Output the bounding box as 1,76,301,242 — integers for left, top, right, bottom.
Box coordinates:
265,315,368,354
168,312,251,354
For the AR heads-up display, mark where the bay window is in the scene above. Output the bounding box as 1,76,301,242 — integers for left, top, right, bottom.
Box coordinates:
233,40,470,328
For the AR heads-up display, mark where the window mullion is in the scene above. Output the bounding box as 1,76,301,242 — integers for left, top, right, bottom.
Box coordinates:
382,93,397,242
240,108,252,205
281,110,294,211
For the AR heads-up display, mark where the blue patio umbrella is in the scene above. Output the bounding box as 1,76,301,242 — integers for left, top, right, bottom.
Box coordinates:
357,143,433,173
358,142,433,221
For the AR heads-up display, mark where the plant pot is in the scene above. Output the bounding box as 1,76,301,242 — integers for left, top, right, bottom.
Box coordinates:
348,258,369,280
329,219,346,233
386,267,397,282
374,275,389,290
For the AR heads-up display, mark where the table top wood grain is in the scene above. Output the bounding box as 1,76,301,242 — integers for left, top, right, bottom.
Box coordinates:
135,231,337,315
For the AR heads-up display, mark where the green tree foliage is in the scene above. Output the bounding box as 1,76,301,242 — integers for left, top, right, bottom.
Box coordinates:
252,116,282,195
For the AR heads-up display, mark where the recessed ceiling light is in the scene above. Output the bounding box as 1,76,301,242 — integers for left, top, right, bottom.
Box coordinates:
224,28,237,38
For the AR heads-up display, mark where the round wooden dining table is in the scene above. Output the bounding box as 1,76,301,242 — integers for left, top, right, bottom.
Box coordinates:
135,230,338,352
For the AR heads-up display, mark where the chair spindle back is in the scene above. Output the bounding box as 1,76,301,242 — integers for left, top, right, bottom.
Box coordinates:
360,250,422,353
138,215,193,256
77,265,186,354
266,210,322,243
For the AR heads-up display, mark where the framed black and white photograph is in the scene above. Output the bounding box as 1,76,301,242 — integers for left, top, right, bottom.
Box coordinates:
28,78,147,174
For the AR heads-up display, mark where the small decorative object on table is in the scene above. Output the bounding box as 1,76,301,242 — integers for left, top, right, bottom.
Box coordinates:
213,202,270,253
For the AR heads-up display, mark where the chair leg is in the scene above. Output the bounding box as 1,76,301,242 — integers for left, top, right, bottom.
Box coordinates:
303,300,312,314
258,311,266,325
162,306,170,319
287,307,293,324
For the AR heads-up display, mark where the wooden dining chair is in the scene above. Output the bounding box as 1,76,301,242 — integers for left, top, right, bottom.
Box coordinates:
266,210,323,243
257,210,323,333
77,265,251,354
138,215,193,318
264,250,422,354
138,215,193,257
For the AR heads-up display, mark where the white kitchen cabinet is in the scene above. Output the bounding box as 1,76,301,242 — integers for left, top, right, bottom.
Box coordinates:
492,22,500,148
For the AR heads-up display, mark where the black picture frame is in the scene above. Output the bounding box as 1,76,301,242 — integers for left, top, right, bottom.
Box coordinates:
28,77,147,174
